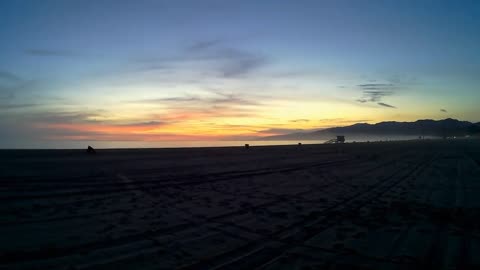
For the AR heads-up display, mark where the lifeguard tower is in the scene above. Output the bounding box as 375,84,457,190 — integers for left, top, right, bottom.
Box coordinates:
324,136,345,144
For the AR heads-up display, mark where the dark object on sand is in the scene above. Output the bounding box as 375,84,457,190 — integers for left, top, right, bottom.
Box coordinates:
245,144,250,149
87,146,96,154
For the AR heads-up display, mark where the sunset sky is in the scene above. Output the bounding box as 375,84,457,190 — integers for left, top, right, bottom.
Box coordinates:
1,0,479,148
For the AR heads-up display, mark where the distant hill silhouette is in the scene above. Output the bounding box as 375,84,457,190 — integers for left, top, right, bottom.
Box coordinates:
260,118,480,141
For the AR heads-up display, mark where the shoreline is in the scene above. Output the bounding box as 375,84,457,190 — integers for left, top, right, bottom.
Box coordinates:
0,137,476,151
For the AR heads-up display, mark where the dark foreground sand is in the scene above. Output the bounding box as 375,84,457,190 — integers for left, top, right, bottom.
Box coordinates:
1,140,480,270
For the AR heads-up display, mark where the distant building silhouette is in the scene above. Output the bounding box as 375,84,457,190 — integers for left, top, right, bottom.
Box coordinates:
324,136,345,144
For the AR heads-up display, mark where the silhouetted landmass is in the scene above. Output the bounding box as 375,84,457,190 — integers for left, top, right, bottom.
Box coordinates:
469,122,480,134
261,118,479,141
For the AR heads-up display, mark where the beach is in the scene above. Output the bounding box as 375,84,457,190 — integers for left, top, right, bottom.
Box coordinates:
1,139,480,269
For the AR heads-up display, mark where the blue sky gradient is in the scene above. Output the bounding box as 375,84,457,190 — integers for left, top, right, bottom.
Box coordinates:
1,0,479,147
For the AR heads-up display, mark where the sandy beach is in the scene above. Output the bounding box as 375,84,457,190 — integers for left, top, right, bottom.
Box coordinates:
1,139,480,269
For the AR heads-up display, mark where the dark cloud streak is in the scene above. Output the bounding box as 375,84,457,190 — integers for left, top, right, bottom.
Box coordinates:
377,102,396,108
357,90,393,104
188,40,223,51
290,119,309,123
356,82,397,108
24,49,75,57
357,83,394,88
131,92,261,107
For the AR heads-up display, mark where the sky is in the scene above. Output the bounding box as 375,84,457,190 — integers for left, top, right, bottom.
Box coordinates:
1,0,480,148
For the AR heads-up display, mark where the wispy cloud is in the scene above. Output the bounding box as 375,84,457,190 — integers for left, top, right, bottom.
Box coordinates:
0,71,34,101
357,90,393,103
30,111,106,124
187,39,223,51
135,39,268,78
116,121,166,127
216,48,266,78
357,83,395,88
290,119,310,123
255,128,308,135
0,103,38,110
356,82,397,108
210,91,261,105
131,91,262,107
387,74,418,85
0,71,22,83
143,96,199,103
158,105,257,120
186,40,268,78
377,102,396,108
0,93,14,100
318,118,372,125
24,49,75,57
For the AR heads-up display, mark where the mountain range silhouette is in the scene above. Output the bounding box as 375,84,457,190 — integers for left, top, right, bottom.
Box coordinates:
261,118,480,140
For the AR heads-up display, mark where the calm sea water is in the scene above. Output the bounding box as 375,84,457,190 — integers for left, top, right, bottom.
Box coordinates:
2,135,438,149
3,140,325,149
